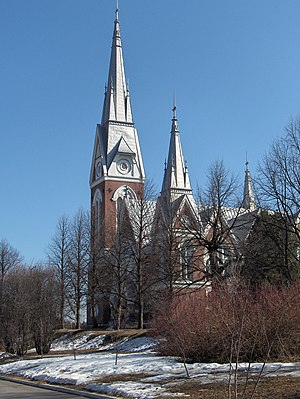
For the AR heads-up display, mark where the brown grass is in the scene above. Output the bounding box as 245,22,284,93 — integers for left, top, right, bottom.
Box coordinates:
91,373,154,384
157,376,300,399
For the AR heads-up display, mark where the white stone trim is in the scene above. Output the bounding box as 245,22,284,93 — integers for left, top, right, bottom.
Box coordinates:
112,185,137,202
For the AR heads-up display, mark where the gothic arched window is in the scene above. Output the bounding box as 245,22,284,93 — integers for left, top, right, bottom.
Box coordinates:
180,243,194,281
92,189,102,232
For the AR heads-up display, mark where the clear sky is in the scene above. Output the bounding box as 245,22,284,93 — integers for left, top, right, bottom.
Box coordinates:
1,0,300,263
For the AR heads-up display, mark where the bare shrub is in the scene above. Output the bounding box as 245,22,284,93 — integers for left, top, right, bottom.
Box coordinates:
153,283,300,363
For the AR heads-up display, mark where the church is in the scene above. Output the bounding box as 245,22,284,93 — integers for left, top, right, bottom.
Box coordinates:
87,6,257,328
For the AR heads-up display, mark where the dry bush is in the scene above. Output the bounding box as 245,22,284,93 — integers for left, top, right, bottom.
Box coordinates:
153,282,300,363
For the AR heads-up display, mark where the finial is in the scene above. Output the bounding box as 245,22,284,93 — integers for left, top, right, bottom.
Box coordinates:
172,92,177,118
164,159,167,171
245,151,249,171
185,160,188,170
104,84,107,95
115,0,119,20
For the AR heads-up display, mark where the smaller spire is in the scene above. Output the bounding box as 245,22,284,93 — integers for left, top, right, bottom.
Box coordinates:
242,156,255,211
161,102,192,199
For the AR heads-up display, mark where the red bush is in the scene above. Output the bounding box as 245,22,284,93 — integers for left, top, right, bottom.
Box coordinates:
153,282,300,363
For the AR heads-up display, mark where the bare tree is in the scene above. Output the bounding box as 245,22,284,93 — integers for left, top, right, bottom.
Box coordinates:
30,265,58,355
47,215,70,329
257,117,300,282
0,239,22,285
241,211,297,284
67,209,90,329
0,240,22,347
152,198,187,297
124,180,158,328
1,266,33,355
102,201,133,330
194,160,242,282
0,263,58,355
87,210,103,328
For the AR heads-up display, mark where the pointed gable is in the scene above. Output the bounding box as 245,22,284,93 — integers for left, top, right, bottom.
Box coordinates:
117,137,135,155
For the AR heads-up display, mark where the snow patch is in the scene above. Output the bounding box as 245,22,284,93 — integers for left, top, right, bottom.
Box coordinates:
99,336,158,353
86,381,176,398
51,333,106,351
1,335,300,399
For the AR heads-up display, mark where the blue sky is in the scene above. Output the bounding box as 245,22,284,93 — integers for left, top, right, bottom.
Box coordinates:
1,0,300,263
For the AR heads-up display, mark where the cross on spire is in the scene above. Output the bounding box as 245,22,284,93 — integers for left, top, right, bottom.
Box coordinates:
172,93,177,119
245,151,249,171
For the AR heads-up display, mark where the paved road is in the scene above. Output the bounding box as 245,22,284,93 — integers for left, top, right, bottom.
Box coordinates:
0,379,91,399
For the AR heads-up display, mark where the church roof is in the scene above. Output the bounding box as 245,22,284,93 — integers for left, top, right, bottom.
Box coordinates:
228,209,259,243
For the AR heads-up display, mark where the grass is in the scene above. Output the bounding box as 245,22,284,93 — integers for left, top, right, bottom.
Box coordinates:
91,373,154,384
157,376,300,399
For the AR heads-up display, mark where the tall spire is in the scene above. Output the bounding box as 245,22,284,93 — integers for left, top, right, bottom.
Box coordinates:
161,104,192,199
90,3,145,187
242,157,255,211
101,2,133,124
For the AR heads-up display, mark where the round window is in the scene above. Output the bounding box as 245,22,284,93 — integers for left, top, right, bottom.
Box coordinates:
117,159,131,174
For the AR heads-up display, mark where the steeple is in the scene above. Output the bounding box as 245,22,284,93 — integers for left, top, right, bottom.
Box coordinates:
242,157,255,211
101,0,133,125
161,103,192,200
90,4,145,189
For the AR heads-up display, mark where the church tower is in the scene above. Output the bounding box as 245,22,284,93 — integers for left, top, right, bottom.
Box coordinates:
90,5,145,244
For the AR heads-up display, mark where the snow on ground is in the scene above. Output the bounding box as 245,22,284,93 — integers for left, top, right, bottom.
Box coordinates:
0,352,17,361
51,333,107,351
0,337,300,398
100,336,158,353
51,333,158,353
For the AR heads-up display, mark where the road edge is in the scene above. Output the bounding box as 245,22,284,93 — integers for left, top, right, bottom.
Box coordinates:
0,374,117,399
